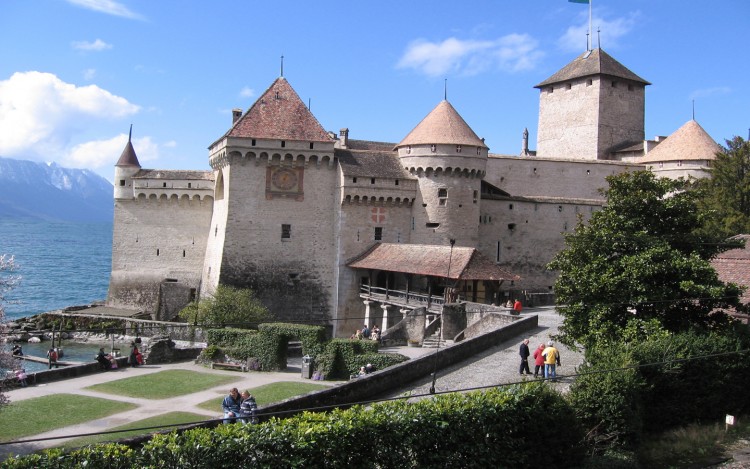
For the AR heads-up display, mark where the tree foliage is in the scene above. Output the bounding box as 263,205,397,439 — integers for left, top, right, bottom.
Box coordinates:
1,254,21,408
548,171,741,348
179,285,270,329
695,136,750,239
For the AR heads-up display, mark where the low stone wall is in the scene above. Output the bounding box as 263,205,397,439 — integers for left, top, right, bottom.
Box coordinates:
10,356,131,387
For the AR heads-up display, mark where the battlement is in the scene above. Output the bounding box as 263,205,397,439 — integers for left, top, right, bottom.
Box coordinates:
209,149,336,170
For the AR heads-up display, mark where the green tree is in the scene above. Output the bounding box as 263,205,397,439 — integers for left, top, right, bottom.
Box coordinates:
1,254,21,408
178,285,270,328
547,171,741,348
696,136,750,239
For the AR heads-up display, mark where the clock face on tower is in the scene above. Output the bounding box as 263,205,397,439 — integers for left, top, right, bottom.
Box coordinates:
271,167,298,191
266,166,304,201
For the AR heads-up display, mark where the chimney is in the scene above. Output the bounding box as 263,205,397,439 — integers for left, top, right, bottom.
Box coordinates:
339,128,349,149
232,109,243,124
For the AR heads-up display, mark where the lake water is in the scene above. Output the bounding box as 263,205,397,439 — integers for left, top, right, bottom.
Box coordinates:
0,220,112,322
4,340,114,373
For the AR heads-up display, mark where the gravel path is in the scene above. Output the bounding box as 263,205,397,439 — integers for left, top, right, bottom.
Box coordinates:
382,306,585,399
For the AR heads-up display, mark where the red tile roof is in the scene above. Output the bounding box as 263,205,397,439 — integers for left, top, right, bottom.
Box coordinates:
347,243,519,281
395,100,487,149
222,77,333,143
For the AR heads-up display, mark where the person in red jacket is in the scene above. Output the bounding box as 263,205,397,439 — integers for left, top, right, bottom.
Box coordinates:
532,342,546,378
513,299,523,315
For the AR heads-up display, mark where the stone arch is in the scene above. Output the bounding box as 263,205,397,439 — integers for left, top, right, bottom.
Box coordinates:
215,169,225,201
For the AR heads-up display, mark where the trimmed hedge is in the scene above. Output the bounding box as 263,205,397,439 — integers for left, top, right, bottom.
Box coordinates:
316,338,385,379
1,384,585,468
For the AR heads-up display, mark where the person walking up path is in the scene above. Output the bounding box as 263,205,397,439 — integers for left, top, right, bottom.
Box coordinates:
518,339,531,375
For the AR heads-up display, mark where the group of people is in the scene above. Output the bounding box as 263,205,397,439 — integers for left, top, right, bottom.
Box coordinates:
519,339,561,381
350,323,380,341
356,363,377,377
505,299,523,315
222,387,259,424
46,347,59,369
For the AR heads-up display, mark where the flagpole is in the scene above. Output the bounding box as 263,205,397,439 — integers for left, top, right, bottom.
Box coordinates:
588,0,594,50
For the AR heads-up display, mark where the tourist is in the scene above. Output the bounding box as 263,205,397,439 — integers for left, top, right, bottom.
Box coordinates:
239,390,259,424
518,338,531,375
532,343,546,378
365,363,376,374
11,344,23,356
129,341,139,368
96,347,112,370
46,347,58,369
362,324,371,339
222,388,242,424
542,341,561,381
513,299,523,315
14,368,28,387
371,325,381,341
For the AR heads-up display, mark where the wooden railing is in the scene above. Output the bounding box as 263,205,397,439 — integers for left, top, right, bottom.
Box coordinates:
359,286,445,313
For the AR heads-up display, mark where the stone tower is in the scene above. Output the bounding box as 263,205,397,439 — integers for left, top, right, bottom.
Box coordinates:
395,100,488,247
535,48,650,160
201,76,338,324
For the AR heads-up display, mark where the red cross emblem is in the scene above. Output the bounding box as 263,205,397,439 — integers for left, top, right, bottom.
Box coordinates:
371,207,386,223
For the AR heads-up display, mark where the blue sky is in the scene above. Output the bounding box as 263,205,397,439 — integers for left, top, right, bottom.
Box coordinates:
0,0,748,182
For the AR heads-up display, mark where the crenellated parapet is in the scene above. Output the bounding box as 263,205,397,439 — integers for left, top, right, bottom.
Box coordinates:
134,192,214,203
210,149,336,170
405,166,486,179
342,194,414,206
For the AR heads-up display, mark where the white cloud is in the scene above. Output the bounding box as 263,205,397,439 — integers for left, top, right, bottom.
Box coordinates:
66,134,158,169
83,68,97,80
65,0,144,20
689,86,732,100
559,12,640,53
72,38,112,51
397,34,543,77
239,87,255,99
0,71,140,162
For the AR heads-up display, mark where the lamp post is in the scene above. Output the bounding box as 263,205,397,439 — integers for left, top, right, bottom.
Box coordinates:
430,238,455,395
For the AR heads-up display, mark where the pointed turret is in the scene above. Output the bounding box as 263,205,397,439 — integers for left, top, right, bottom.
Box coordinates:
639,120,720,179
396,100,487,247
114,126,141,199
535,48,650,160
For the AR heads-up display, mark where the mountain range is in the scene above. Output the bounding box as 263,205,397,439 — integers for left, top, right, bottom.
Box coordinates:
0,157,113,222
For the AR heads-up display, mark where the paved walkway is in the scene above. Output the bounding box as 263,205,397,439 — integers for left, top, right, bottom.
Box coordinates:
1,307,579,459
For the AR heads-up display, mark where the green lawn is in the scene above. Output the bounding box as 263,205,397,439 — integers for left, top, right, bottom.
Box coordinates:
0,394,137,442
197,381,329,413
85,370,236,399
59,411,208,449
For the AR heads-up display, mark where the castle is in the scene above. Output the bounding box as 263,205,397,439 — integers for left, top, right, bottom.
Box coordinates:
107,47,721,337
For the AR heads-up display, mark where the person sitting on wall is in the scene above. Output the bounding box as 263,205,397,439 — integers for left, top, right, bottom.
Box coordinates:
362,324,371,339
96,347,112,370
11,344,23,356
222,388,242,424
239,390,259,424
370,325,381,341
365,363,376,374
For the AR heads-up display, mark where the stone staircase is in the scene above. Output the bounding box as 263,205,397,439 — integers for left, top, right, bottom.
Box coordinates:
421,329,453,348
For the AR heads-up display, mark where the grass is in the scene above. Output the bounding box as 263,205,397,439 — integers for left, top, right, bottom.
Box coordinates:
59,411,208,449
196,381,329,413
637,420,747,468
85,370,236,399
0,394,137,442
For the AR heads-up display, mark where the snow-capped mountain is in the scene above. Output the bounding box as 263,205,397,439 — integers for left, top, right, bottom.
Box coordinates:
0,157,113,222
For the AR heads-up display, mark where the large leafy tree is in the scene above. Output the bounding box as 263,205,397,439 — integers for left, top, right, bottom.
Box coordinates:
696,136,750,239
548,171,741,348
179,285,270,328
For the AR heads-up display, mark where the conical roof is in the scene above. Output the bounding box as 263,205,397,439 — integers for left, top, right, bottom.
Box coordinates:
535,48,650,88
224,77,332,143
115,130,140,167
639,120,720,163
395,100,487,149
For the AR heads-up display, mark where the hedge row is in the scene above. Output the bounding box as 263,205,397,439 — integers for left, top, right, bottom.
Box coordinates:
569,330,750,450
1,384,585,468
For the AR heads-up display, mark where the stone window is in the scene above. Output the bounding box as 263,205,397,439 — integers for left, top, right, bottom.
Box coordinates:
496,241,501,262
163,182,167,188
281,141,286,148
431,144,437,153
353,177,358,183
611,81,618,88
456,145,462,153
407,145,411,154
281,224,291,240
119,180,125,186
156,248,160,256
374,227,383,241
183,250,186,257
509,203,514,210
371,178,376,184
473,190,478,203
309,142,314,149
587,79,593,86
438,188,448,206
188,183,192,188
677,161,683,167
395,180,399,186
252,139,256,146
566,83,572,90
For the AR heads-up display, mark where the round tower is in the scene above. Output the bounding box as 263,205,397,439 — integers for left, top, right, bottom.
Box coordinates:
395,100,487,247
114,126,141,200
